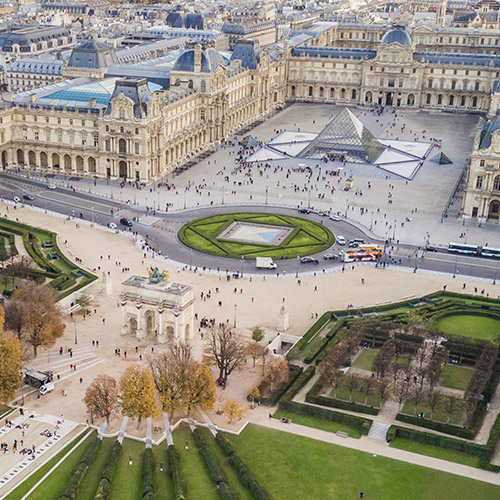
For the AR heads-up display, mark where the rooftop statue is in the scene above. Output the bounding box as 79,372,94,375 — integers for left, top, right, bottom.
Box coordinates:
148,267,169,283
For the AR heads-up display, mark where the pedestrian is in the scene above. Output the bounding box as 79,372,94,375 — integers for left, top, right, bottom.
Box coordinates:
102,318,106,325
361,278,365,284
360,493,364,499
79,378,83,384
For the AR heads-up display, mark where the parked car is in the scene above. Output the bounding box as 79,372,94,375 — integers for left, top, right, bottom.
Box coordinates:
425,245,439,252
108,222,117,230
300,257,319,265
23,194,35,201
348,242,359,248
318,211,328,216
120,217,133,227
349,238,365,245
323,253,339,260
47,184,56,190
329,215,340,221
298,208,310,214
336,235,346,245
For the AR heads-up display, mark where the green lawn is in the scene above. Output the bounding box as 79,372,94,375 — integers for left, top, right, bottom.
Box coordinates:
272,409,362,438
227,424,500,500
331,376,382,407
151,441,175,500
4,432,95,500
441,365,474,391
402,395,464,425
436,314,500,342
173,425,220,500
77,437,115,500
352,348,378,371
178,212,335,259
109,439,145,500
389,438,480,468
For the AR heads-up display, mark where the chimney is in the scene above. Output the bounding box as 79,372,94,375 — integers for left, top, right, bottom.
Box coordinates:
193,44,202,73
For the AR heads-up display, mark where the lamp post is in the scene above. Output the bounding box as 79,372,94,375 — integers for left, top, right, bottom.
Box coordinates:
74,319,78,345
494,260,499,285
221,187,225,205
233,303,237,328
345,199,349,218
265,186,268,205
307,179,311,210
296,255,300,278
189,249,193,271
184,189,187,210
370,211,374,231
240,256,244,278
91,206,94,227
393,219,397,241
453,255,458,278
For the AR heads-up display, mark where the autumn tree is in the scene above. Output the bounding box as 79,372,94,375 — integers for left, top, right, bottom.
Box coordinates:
318,353,343,396
4,300,25,339
265,358,289,392
0,307,22,404
222,398,247,423
203,324,246,387
83,374,119,425
248,387,260,407
150,344,215,418
120,365,160,428
245,341,264,368
251,326,265,343
11,282,65,356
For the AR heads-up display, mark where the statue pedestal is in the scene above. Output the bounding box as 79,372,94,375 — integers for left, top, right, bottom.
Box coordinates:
158,334,167,344
136,328,145,340
121,325,128,336
100,273,113,296
277,304,289,332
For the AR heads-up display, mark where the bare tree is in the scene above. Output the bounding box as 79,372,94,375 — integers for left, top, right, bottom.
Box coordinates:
345,375,358,402
411,385,425,416
83,374,119,425
376,378,391,406
445,395,459,423
393,379,409,410
203,324,246,388
4,300,25,339
361,377,374,405
426,389,440,419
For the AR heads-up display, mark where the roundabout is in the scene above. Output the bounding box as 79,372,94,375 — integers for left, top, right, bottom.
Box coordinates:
178,212,335,259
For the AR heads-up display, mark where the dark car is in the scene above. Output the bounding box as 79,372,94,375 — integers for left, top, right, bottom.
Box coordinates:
323,253,339,260
348,242,359,248
23,194,35,201
120,217,133,227
300,257,319,265
298,208,310,214
425,245,439,252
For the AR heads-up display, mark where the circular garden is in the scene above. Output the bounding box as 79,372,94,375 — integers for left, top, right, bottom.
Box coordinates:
178,212,335,259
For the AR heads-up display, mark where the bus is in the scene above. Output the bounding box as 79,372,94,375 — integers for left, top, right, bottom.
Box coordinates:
481,247,500,258
342,245,382,262
447,243,479,255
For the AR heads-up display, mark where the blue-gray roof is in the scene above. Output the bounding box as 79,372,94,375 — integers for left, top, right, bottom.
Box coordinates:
105,63,170,88
231,40,259,69
479,113,500,149
106,78,154,118
9,57,63,75
414,51,500,67
68,40,118,69
172,48,224,73
222,23,246,35
380,29,412,47
0,25,69,51
291,46,376,60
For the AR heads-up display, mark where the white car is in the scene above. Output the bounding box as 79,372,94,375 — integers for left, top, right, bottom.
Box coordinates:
47,184,56,190
329,215,340,221
13,196,20,203
108,222,117,230
336,235,346,245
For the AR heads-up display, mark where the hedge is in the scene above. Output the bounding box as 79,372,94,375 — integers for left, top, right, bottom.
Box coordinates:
193,428,236,499
280,366,316,404
93,440,122,500
291,312,332,353
142,448,155,500
167,445,186,500
214,432,270,500
59,436,100,500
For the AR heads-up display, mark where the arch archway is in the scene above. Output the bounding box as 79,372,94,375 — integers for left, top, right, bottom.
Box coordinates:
166,326,175,341
52,153,60,169
88,157,96,173
17,149,24,165
28,150,36,167
488,200,500,220
128,317,137,335
64,154,72,170
407,94,415,106
145,310,155,335
40,152,48,168
76,156,84,172
119,161,127,178
365,91,372,103
185,323,190,340
1,151,6,169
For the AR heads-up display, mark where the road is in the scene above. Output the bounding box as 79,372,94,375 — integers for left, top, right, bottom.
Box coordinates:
0,172,498,282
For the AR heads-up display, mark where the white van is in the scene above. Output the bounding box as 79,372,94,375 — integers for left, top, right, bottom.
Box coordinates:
39,383,55,395
336,235,346,245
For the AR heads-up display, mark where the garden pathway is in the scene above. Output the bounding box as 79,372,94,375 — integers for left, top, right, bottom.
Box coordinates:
475,381,500,446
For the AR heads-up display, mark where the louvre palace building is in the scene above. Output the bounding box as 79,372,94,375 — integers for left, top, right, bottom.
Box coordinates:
1,26,500,183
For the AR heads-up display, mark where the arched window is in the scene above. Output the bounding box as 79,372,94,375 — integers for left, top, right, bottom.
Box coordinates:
200,80,206,92
308,86,313,97
472,96,478,107
119,108,125,120
351,89,356,100
428,79,433,89
426,94,431,104
449,95,454,106
119,138,126,154
291,85,296,97
494,176,500,191
476,175,483,189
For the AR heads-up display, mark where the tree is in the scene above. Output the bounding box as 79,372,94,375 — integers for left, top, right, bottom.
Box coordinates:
426,389,440,419
83,374,119,425
376,378,390,406
319,354,343,396
4,300,25,339
265,358,289,392
0,307,22,404
248,387,260,407
11,282,65,356
411,385,425,416
76,294,92,314
445,395,459,423
203,324,246,387
361,377,374,405
222,398,247,423
245,342,264,368
251,326,265,343
120,365,160,428
150,344,215,418
345,375,358,402
393,379,409,409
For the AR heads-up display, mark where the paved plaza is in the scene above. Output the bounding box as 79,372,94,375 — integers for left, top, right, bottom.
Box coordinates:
21,103,493,248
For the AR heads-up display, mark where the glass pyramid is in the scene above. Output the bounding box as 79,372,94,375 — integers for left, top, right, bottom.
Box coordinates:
298,108,386,164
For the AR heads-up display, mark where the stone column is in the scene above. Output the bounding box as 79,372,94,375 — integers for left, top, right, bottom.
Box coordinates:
174,312,179,345
158,309,166,344
120,302,128,336
136,305,145,340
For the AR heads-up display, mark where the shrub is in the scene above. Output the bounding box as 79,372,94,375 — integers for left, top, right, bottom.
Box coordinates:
306,386,379,416
281,366,316,403
395,413,476,439
193,429,225,485
251,364,303,406
92,440,121,500
167,445,186,500
142,448,155,499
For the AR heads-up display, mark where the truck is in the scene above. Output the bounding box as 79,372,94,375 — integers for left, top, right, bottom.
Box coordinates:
255,257,277,269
